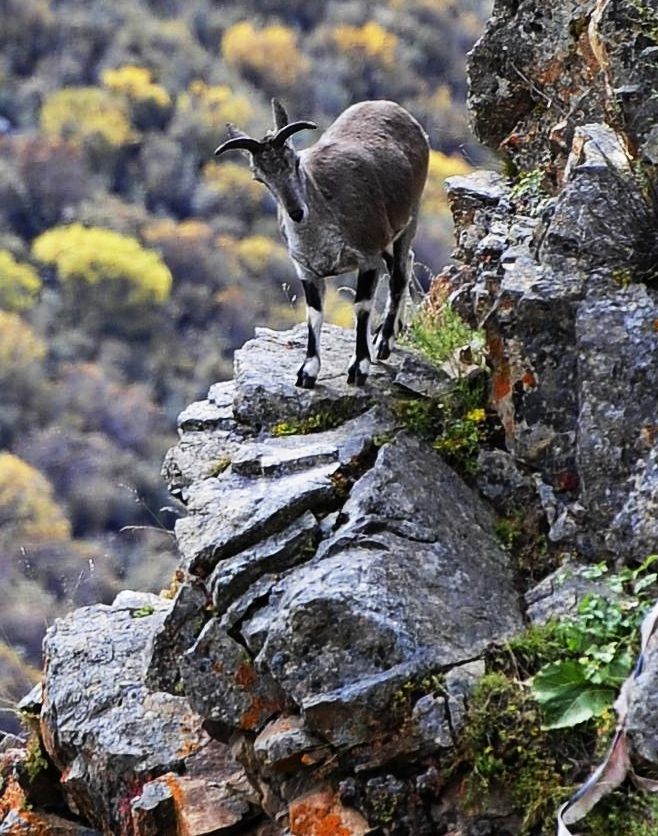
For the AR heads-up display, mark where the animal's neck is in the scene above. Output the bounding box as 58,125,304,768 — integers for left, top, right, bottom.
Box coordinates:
299,166,336,224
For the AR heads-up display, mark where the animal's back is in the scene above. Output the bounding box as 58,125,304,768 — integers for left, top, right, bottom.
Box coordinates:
303,101,429,255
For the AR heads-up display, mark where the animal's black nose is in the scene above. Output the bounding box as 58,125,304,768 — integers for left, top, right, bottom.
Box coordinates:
289,208,304,223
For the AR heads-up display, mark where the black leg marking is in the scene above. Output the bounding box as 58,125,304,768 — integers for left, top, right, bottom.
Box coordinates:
376,236,412,361
297,279,324,389
347,268,377,386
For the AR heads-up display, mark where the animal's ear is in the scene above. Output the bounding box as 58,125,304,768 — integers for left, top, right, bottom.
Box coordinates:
271,121,318,148
272,98,289,130
214,124,263,156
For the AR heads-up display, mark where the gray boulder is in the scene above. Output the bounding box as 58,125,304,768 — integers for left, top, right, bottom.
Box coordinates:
239,434,522,746
40,590,254,834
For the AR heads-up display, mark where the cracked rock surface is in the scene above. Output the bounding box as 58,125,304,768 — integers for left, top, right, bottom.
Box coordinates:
33,321,524,834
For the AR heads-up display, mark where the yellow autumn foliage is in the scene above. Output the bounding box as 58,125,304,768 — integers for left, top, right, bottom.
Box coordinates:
0,250,42,312
333,21,399,69
32,224,172,304
221,21,309,87
0,452,71,542
201,161,262,206
0,311,46,366
422,149,473,215
178,81,254,130
40,87,134,149
101,65,171,109
231,235,289,274
323,287,353,329
143,217,214,247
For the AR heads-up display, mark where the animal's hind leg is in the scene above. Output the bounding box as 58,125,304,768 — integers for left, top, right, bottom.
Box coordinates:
374,218,416,361
297,277,325,389
347,267,378,386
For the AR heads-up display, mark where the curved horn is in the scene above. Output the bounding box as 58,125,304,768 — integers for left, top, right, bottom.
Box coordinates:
271,121,318,148
272,98,289,129
214,124,263,156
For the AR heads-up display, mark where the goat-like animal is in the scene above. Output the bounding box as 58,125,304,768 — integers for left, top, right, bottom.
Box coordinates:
215,99,429,388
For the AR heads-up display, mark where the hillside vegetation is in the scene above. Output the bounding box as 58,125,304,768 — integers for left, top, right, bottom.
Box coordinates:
0,0,492,729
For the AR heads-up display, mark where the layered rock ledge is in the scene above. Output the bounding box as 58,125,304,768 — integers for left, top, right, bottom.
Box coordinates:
13,324,527,835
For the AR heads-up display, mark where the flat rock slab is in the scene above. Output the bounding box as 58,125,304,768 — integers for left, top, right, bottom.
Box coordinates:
233,323,422,428
230,406,393,478
445,170,509,208
40,591,211,833
162,429,242,494
175,462,339,577
209,511,320,613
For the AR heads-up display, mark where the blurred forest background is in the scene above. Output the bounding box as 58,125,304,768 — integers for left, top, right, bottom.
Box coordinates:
0,0,493,730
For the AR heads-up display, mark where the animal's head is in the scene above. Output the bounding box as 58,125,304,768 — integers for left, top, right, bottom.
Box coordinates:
214,99,316,224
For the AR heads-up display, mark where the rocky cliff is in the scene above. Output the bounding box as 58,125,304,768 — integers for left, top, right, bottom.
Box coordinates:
3,0,658,834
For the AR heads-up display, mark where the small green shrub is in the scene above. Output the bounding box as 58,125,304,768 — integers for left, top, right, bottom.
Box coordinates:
399,297,489,474
402,302,478,368
24,735,49,782
531,557,657,729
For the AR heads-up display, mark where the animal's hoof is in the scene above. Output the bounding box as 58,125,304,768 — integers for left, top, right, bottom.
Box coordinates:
296,364,316,388
296,357,319,389
375,339,391,361
346,368,368,386
347,356,369,386
296,371,316,389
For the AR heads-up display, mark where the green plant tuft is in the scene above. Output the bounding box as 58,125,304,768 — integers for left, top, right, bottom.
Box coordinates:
458,671,573,834
24,735,49,783
399,294,490,474
402,302,479,368
271,408,351,437
131,604,156,618
531,556,658,729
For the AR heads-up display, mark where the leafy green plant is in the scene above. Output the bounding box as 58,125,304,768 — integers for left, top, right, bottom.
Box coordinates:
24,735,49,782
532,556,658,729
399,298,489,473
509,168,545,201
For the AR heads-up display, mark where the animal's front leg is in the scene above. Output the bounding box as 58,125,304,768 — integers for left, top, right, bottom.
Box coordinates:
347,268,378,386
297,277,325,389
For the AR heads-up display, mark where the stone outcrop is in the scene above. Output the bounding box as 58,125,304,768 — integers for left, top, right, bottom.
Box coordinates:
3,0,658,833
144,325,523,832
444,119,658,560
1,322,527,834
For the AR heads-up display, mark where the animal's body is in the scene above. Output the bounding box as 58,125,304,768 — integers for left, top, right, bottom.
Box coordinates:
215,99,429,388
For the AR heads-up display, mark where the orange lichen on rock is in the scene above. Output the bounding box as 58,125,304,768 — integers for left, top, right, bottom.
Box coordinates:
522,371,537,389
0,769,27,822
239,695,283,731
234,661,256,689
289,786,370,836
